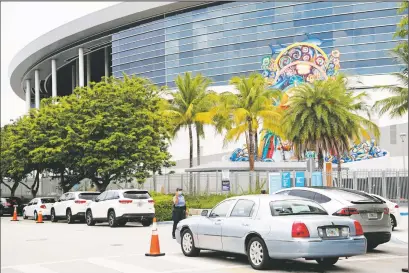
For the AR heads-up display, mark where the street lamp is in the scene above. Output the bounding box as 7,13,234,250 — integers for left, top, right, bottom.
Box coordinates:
400,133,407,172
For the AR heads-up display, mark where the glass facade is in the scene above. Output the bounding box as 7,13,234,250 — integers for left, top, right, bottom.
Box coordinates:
111,1,405,88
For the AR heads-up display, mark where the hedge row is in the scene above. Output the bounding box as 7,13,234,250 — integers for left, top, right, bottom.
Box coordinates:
151,192,235,222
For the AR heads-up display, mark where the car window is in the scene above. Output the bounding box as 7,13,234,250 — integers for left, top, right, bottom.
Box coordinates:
314,192,331,204
78,193,100,200
210,200,236,218
270,199,327,216
230,200,255,217
289,190,316,200
105,191,117,200
97,192,108,201
58,194,65,202
41,198,56,204
123,191,150,199
327,189,382,203
32,199,38,205
67,193,75,201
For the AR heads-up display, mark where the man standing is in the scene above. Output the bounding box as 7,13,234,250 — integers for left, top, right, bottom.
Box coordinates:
172,187,186,239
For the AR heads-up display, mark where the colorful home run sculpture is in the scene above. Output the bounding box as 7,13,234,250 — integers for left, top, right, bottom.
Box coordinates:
229,34,388,163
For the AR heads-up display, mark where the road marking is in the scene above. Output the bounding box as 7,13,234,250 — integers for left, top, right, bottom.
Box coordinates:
13,264,57,273
88,258,154,273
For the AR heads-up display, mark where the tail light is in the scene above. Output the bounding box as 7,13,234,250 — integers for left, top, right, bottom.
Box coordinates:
333,208,359,216
40,205,46,209
75,200,86,204
383,208,389,214
292,222,310,238
148,199,155,204
119,200,132,204
395,204,399,208
354,221,364,236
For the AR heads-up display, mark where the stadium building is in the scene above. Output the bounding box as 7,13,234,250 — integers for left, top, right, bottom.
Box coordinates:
9,2,408,170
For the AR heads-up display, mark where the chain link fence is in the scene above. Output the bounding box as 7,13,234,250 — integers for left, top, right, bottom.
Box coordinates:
2,170,408,204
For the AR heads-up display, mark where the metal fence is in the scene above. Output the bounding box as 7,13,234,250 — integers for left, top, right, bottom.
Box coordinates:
1,170,408,204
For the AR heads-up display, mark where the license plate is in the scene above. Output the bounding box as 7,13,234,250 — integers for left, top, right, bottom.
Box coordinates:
137,202,142,207
326,228,340,237
368,213,378,219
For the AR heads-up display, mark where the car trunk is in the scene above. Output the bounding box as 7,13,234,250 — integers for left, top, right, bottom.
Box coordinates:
121,190,154,214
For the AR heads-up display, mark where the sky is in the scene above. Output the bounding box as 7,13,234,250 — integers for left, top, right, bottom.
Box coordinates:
1,2,119,126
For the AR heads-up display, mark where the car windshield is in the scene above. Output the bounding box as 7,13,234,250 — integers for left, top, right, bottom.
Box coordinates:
123,191,150,199
270,199,328,216
41,198,56,203
6,198,22,205
78,193,100,200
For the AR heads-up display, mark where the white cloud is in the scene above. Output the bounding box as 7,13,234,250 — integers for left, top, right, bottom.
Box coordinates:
1,2,119,126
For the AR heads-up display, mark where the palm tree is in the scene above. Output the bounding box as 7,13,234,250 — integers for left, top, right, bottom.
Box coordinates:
164,72,212,170
282,74,380,170
373,47,408,118
198,73,282,171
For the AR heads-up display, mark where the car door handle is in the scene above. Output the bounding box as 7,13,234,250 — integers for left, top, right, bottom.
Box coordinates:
242,223,249,227
215,222,222,225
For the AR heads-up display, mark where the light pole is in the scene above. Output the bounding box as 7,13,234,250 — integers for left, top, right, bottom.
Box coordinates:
400,133,406,172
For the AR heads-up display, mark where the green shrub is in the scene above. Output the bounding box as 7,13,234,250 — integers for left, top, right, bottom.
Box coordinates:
151,193,235,222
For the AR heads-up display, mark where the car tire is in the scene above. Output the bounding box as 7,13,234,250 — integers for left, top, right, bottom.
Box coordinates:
108,210,118,228
391,215,396,231
247,236,271,270
50,209,57,222
316,257,339,267
86,210,96,226
34,211,38,221
23,210,28,219
0,208,3,217
367,242,379,251
66,209,74,224
141,218,153,227
181,229,200,257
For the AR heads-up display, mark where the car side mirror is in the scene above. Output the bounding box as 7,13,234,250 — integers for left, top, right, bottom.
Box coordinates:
201,210,209,217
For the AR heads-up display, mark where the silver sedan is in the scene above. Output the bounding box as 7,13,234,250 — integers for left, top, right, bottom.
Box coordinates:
175,194,367,270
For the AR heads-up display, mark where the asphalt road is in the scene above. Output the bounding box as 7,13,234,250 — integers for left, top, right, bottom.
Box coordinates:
1,216,407,273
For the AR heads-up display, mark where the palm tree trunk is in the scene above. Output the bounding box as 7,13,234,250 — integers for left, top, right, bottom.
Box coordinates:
188,124,193,194
196,126,201,166
318,148,324,170
255,130,258,161
247,119,255,171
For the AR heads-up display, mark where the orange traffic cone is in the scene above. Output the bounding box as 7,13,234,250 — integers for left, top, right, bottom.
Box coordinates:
10,206,19,221
145,218,165,257
36,210,44,223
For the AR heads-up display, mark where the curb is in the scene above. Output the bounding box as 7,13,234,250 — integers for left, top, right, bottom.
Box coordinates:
157,221,173,225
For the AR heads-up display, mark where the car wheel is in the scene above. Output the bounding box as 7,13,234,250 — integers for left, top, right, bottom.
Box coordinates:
181,229,200,257
391,215,396,231
34,211,38,221
141,218,152,227
86,210,96,226
108,210,118,227
50,209,57,222
0,208,3,216
23,210,28,219
66,209,74,224
316,257,339,267
367,242,379,251
247,237,270,270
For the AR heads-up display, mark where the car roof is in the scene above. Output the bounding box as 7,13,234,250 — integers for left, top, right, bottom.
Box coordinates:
106,189,148,193
227,194,305,202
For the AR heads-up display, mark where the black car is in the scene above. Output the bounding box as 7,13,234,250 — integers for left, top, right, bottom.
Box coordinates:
0,197,24,216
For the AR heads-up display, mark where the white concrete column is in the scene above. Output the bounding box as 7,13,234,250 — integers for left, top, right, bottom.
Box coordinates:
78,48,84,87
34,70,40,109
71,64,76,91
51,59,57,97
86,54,91,85
104,47,109,81
75,59,79,87
25,79,31,113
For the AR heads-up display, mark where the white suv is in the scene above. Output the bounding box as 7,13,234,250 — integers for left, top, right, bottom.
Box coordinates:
85,189,155,227
51,191,100,223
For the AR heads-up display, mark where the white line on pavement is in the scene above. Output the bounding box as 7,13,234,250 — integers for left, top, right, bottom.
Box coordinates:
341,255,407,262
159,254,232,270
88,257,154,273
